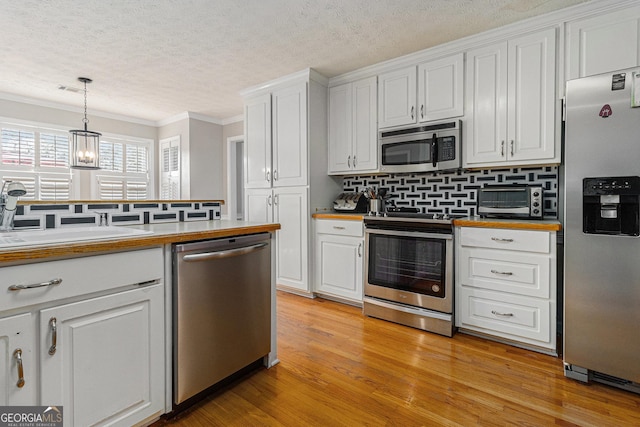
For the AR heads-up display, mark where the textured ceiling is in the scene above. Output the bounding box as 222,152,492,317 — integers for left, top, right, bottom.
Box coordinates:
0,0,588,123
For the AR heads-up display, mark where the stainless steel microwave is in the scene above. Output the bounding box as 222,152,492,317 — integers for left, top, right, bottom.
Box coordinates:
379,120,461,174
477,185,543,219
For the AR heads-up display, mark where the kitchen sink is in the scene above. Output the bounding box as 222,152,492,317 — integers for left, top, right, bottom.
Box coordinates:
0,226,153,249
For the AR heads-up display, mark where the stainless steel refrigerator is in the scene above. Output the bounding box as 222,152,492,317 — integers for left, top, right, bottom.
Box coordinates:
564,68,640,393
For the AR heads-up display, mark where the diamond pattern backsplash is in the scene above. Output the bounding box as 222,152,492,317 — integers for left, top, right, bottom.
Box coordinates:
342,166,558,218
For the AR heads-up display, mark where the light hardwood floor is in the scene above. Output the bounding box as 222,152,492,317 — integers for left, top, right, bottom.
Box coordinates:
157,291,640,426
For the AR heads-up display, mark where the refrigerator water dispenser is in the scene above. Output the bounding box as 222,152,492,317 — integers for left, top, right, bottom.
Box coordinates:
583,176,640,236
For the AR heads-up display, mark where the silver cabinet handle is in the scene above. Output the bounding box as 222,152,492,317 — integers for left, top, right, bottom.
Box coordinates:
273,170,278,181
411,105,415,120
491,237,514,243
267,194,272,206
491,269,513,276
501,140,505,157
353,155,357,167
510,140,514,156
358,242,362,257
420,104,424,119
266,170,271,183
8,278,62,291
491,310,514,317
347,155,351,168
183,243,268,262
48,317,57,356
274,194,279,205
333,226,346,230
14,349,25,388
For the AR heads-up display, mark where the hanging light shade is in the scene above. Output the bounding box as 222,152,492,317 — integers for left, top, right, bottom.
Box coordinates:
70,77,101,169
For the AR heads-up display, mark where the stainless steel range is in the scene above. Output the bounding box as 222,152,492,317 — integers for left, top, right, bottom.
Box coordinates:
363,209,458,337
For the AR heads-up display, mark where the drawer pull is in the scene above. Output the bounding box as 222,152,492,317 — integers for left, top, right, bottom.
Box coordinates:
490,269,513,276
491,310,514,317
358,243,362,258
8,278,62,291
14,349,25,388
48,317,57,356
491,237,514,243
333,226,346,230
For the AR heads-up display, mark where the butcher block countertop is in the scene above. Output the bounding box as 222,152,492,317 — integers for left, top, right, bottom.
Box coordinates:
453,217,562,231
0,220,280,264
312,213,366,221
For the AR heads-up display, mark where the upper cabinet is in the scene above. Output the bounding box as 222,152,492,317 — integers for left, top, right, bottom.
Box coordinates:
566,4,640,80
328,76,378,174
465,28,559,168
244,83,308,189
378,53,464,129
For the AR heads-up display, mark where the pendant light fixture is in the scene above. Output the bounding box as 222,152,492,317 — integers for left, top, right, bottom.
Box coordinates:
69,77,101,169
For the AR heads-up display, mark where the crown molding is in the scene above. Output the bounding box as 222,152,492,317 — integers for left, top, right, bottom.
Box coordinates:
239,68,329,98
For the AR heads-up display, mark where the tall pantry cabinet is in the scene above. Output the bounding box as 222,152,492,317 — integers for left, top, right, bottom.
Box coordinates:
242,69,341,295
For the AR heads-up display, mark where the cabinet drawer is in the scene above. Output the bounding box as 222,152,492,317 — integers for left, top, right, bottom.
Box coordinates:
315,219,363,237
459,247,551,298
0,248,163,313
458,287,551,345
460,227,551,253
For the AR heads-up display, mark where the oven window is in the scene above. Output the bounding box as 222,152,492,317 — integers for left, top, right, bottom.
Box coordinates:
381,139,432,165
368,233,446,297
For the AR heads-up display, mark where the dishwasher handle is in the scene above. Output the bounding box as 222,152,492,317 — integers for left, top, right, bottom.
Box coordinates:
182,242,268,262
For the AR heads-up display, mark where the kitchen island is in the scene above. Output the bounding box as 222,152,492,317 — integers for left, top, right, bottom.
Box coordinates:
0,219,280,426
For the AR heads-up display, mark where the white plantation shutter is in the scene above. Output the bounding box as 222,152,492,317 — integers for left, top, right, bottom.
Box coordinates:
160,137,180,200
98,177,125,199
39,133,70,168
99,141,124,172
1,128,36,166
126,145,148,173
40,175,71,200
126,181,147,200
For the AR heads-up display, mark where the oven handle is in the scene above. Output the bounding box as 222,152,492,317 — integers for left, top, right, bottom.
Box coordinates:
365,228,453,240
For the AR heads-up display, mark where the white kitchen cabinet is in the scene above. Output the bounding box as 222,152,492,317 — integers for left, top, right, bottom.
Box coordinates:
455,226,557,354
328,76,378,174
0,248,165,426
314,218,364,303
40,284,164,427
244,83,307,188
243,69,341,296
0,313,36,405
378,53,464,129
244,94,272,189
245,187,310,294
465,28,558,168
565,4,640,80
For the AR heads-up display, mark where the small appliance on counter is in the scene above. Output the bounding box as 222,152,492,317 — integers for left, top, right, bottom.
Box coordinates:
477,184,543,219
333,192,368,213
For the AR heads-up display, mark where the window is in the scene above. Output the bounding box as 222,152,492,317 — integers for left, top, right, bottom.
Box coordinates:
1,121,153,201
159,136,181,199
95,137,150,200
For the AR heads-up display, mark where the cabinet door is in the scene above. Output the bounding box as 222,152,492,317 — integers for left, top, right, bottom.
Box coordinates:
244,93,272,189
272,83,308,187
378,66,417,128
352,76,378,172
274,187,309,292
40,284,164,427
465,42,508,166
244,188,273,222
507,28,557,163
417,53,464,122
315,234,363,301
0,313,36,405
328,83,353,173
566,5,640,80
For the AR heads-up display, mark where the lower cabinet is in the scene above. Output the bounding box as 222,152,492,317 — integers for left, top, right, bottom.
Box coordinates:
455,226,557,354
40,284,164,427
314,218,364,304
0,248,165,426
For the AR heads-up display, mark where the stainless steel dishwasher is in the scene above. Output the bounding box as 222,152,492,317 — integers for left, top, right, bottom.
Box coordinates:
172,232,271,405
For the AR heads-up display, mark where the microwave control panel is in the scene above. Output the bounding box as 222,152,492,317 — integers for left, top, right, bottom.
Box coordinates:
438,136,456,161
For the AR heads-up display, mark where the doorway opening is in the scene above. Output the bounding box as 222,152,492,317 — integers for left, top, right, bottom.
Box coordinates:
226,136,244,220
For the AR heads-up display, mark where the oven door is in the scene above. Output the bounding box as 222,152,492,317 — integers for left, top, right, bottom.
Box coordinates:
364,228,453,314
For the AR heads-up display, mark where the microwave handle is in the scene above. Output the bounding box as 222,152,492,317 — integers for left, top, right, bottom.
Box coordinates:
431,133,438,167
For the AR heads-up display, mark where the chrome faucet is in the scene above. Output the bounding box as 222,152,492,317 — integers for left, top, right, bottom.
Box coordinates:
0,181,27,231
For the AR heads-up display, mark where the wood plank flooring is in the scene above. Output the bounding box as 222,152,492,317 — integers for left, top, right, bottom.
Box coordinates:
156,291,640,426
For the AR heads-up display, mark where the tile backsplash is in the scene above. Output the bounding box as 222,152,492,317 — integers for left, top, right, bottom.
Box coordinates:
342,166,558,218
13,201,221,230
